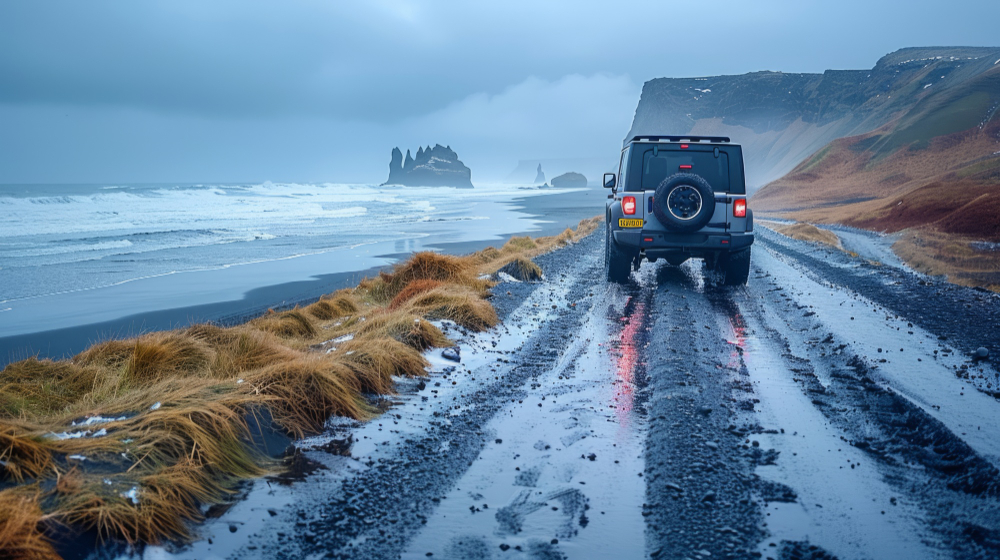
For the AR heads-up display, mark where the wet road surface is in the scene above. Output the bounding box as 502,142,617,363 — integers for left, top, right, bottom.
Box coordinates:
140,225,1000,560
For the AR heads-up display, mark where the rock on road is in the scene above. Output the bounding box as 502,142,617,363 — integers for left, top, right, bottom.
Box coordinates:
146,224,1000,560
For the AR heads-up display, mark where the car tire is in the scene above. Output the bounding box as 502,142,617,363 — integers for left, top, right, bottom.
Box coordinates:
718,248,751,286
605,220,633,284
652,173,716,233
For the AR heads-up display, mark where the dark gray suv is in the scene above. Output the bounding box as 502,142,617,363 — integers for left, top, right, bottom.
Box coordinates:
603,136,754,285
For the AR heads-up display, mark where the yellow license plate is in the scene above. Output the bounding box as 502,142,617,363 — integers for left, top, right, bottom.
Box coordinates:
619,218,643,228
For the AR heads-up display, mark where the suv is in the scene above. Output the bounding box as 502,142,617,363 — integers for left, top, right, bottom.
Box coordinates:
603,135,754,285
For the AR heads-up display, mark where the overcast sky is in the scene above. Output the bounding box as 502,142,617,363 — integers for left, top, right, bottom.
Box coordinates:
1,0,998,184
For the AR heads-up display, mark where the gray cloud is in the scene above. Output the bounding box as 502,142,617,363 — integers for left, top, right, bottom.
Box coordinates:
1,0,998,183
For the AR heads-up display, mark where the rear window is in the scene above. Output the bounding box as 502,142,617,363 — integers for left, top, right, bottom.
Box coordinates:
639,148,728,191
623,144,743,193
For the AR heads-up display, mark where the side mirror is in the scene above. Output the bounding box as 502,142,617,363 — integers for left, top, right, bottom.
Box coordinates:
603,173,616,189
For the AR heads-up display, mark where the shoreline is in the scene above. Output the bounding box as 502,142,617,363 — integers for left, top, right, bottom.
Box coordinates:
0,186,606,366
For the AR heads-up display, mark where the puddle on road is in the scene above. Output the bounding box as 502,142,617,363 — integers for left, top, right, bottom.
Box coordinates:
400,285,648,560
728,295,945,560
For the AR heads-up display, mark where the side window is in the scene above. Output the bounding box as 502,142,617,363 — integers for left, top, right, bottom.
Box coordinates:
618,147,630,190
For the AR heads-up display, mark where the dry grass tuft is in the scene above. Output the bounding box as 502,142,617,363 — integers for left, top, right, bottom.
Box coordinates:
767,221,843,249
306,293,359,320
125,388,263,479
391,252,473,288
0,489,59,560
496,256,543,282
76,332,215,393
244,357,366,437
0,358,96,418
893,228,1000,292
406,286,499,331
356,312,452,351
55,462,224,545
251,309,318,339
0,423,52,482
389,279,444,310
188,325,300,377
334,338,429,393
502,236,538,253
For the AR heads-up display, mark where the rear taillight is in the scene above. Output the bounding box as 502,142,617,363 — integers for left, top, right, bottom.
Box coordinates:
733,198,747,218
622,196,636,215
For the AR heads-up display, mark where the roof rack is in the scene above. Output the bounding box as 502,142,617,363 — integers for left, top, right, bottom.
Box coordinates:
629,135,731,144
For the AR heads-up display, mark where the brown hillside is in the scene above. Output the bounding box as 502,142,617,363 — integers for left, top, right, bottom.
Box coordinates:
753,118,1000,241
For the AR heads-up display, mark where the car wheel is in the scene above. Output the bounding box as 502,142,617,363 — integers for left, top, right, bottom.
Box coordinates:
605,220,632,284
719,248,751,286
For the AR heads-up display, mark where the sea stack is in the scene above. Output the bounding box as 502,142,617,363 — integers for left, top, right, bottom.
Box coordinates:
383,144,474,188
550,172,588,189
534,164,546,184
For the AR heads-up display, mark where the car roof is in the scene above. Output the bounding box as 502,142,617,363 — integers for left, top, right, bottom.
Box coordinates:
627,135,738,146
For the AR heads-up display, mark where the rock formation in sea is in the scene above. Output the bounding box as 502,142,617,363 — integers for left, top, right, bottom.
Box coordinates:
384,144,474,188
550,172,588,189
534,164,545,184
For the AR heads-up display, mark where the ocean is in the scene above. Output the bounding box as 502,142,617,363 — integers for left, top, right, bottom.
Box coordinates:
0,181,603,363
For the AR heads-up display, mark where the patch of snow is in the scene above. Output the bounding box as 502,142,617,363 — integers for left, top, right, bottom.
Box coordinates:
150,401,161,411
345,351,355,355
103,478,113,485
497,272,520,283
92,428,107,437
68,454,87,461
694,88,711,93
71,415,127,427
47,430,91,440
122,487,140,505
237,378,245,384
923,84,932,89
333,334,354,344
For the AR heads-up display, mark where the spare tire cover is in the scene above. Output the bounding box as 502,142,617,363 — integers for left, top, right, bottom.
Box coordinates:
652,173,716,233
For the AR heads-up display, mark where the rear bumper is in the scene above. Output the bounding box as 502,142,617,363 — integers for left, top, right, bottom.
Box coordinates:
613,230,754,253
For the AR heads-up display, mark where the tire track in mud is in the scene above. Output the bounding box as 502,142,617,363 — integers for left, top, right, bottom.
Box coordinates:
730,247,1000,559
640,264,775,560
234,234,608,560
756,228,1000,382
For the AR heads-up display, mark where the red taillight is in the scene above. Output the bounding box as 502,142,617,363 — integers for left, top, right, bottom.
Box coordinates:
622,196,636,215
680,164,693,170
680,144,689,149
733,198,747,218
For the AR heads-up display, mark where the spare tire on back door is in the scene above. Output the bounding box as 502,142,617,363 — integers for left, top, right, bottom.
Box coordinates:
652,173,716,233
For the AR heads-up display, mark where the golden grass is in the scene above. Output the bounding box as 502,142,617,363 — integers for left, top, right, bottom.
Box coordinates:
767,221,843,249
496,256,544,281
0,216,601,555
0,358,96,418
250,309,318,339
355,312,452,350
0,423,52,482
244,357,367,437
893,228,1000,292
388,279,444,310
305,293,359,320
405,286,499,331
0,489,59,560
